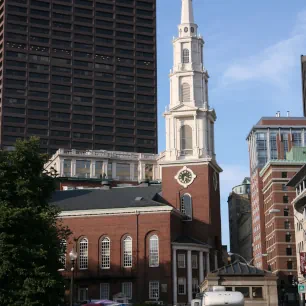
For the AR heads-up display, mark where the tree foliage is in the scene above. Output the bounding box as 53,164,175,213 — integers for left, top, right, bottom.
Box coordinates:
0,138,71,306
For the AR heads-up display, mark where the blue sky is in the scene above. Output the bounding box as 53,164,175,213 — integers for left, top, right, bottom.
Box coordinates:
156,0,306,247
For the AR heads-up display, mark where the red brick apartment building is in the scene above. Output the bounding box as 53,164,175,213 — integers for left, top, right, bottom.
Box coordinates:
247,116,306,304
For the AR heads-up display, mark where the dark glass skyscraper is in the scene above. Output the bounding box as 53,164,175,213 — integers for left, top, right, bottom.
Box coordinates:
0,0,157,154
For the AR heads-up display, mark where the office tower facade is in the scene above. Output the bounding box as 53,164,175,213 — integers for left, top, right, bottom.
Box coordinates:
302,55,306,116
0,0,157,154
228,177,252,262
247,116,306,305
247,116,306,268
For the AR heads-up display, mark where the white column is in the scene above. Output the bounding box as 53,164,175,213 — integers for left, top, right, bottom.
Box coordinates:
206,252,210,274
172,249,177,306
187,250,192,303
60,159,65,176
130,163,134,181
207,119,211,156
303,181,305,191
71,159,76,177
103,160,108,178
112,162,116,179
193,115,197,153
214,252,218,270
203,113,208,156
211,122,215,157
91,161,96,178
199,251,204,284
267,129,271,161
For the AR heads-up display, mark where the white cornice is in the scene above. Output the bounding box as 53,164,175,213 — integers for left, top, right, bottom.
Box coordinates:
59,206,174,218
159,159,223,173
172,243,210,252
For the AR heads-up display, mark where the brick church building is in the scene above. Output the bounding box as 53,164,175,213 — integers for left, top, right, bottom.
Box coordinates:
51,1,222,304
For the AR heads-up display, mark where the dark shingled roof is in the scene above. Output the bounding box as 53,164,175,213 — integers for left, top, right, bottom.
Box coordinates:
173,236,211,248
212,261,266,276
50,185,165,211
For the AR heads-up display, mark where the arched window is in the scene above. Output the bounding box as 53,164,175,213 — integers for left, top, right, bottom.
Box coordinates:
182,49,189,63
59,239,67,270
181,194,192,220
123,236,132,268
79,237,88,269
181,83,190,102
180,125,193,155
101,237,110,269
149,235,159,267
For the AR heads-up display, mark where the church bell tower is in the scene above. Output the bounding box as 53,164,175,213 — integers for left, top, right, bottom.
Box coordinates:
161,0,222,248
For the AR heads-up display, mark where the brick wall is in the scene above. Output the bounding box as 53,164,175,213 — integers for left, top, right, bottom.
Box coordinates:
60,211,177,303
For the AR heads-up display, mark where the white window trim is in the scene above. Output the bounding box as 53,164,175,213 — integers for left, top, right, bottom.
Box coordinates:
149,235,159,267
178,254,186,268
100,283,110,300
59,239,67,270
100,237,111,269
182,49,190,63
78,237,88,270
78,287,88,302
181,193,193,221
178,277,186,295
122,282,133,299
149,281,160,300
122,236,133,268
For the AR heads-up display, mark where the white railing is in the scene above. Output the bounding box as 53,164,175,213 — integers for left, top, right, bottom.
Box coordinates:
56,149,158,161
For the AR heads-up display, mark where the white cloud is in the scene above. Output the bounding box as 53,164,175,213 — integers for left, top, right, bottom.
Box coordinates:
221,10,306,88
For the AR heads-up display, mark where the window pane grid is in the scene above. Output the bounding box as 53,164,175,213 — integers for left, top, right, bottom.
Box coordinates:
101,237,110,269
149,235,159,267
149,281,160,299
59,239,66,269
178,277,186,295
100,283,110,300
182,49,189,63
79,238,88,269
178,254,185,268
123,236,132,268
122,282,132,299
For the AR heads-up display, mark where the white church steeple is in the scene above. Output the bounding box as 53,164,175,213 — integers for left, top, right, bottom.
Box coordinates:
163,0,217,162
181,0,194,24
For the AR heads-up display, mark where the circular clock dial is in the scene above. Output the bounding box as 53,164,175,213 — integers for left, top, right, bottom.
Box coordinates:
191,27,195,33
178,170,192,184
184,27,188,33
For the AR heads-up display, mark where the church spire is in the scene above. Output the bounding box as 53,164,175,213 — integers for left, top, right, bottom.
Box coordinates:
181,0,194,24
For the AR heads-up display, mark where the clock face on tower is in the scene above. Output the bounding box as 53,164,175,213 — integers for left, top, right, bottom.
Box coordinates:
174,166,197,188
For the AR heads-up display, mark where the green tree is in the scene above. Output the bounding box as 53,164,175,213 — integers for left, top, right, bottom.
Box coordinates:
0,137,71,306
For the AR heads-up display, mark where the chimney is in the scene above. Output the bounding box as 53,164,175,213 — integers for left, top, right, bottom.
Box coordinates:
287,111,290,117
277,111,281,117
